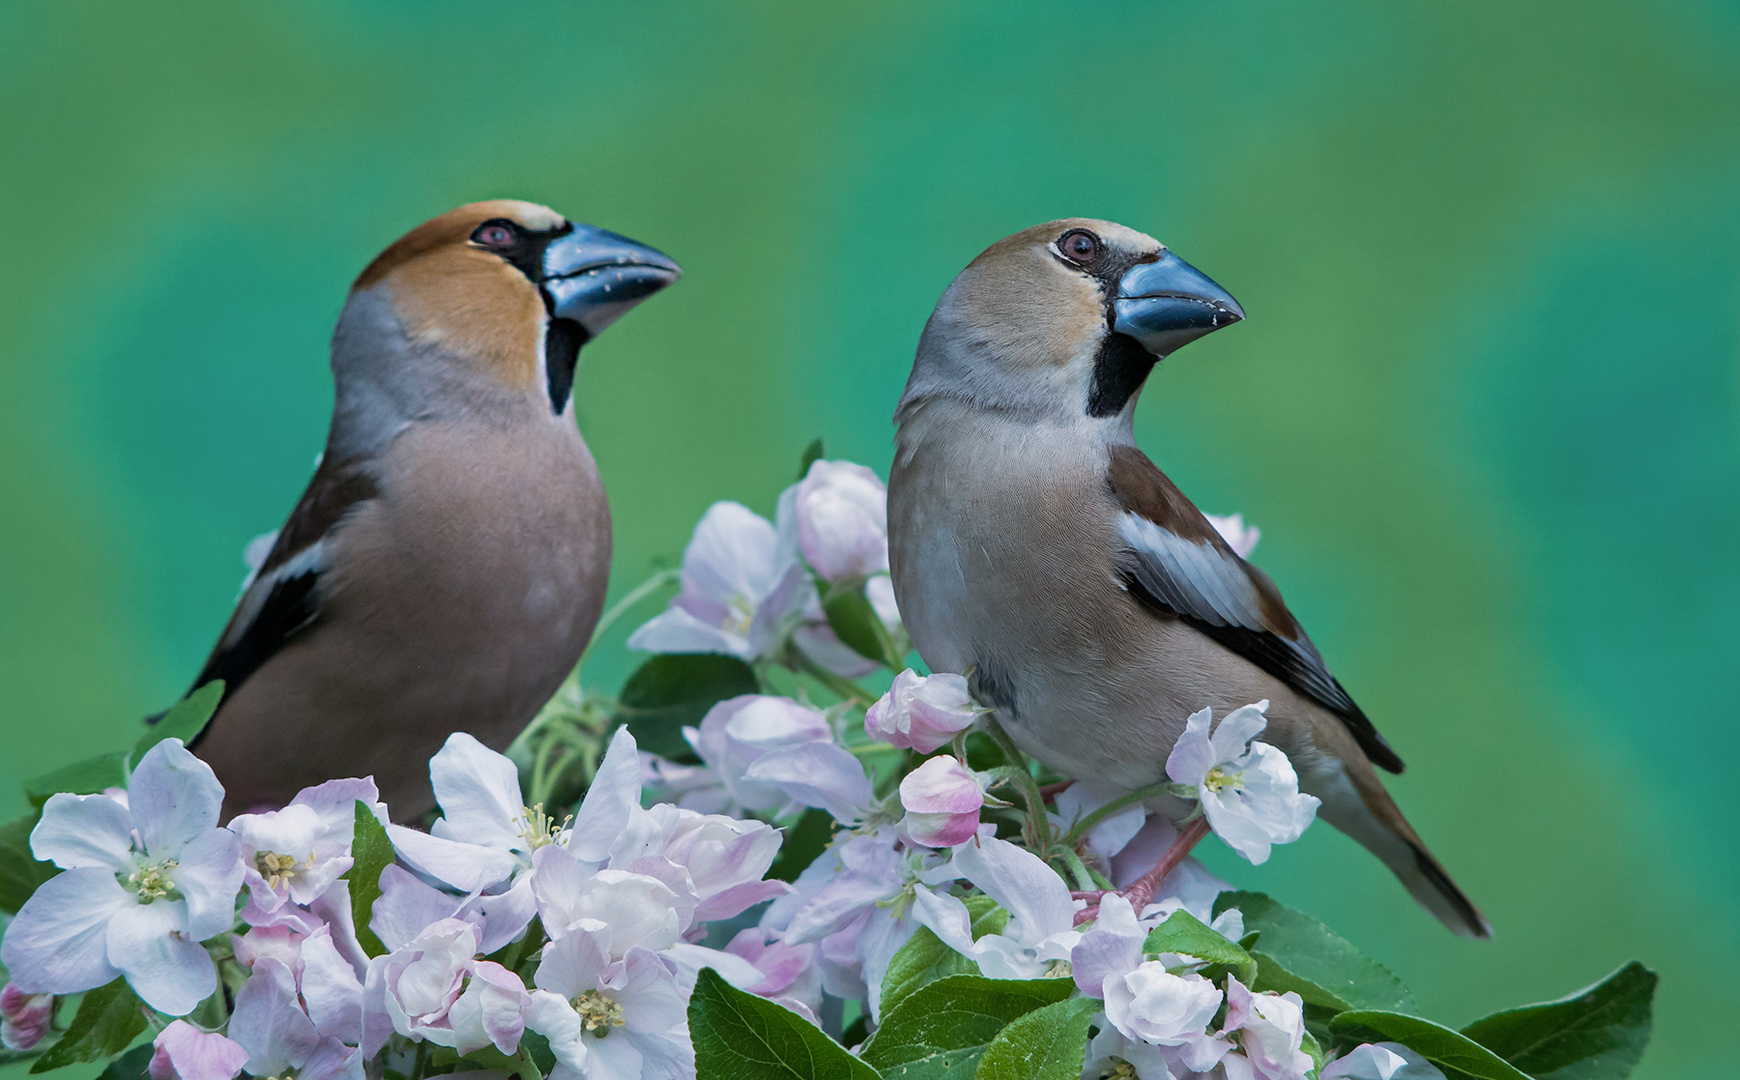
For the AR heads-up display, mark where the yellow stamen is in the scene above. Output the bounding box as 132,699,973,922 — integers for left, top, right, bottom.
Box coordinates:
573,990,626,1036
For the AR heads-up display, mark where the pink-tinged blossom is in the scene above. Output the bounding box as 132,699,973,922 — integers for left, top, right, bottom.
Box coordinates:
607,802,790,924
384,727,644,955
897,757,985,848
865,670,980,753
532,861,683,957
1105,962,1224,1049
637,753,731,816
625,498,898,679
1,739,243,1016
789,460,889,582
1206,512,1261,559
625,501,791,661
766,827,969,1018
147,1020,249,1080
688,696,872,821
1321,1042,1447,1080
0,983,53,1051
1165,703,1320,865
362,919,528,1058
230,958,363,1080
230,778,385,916
1223,976,1313,1080
526,927,693,1080
722,930,822,1025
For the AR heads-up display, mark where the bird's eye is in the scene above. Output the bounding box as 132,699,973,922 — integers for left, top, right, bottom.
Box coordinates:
1058,230,1101,265
472,221,519,250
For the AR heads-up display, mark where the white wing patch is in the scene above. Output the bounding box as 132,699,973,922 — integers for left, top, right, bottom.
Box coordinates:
1116,512,1267,631
218,539,329,652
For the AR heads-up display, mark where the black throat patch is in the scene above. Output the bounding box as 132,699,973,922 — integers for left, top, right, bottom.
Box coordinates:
543,317,590,414
1086,331,1157,418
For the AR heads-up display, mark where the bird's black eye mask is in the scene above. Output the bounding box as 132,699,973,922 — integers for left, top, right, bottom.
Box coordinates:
471,219,591,414
1047,230,1163,418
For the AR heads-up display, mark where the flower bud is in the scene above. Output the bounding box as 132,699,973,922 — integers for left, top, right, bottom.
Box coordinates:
866,669,979,753
897,756,985,848
0,983,53,1051
792,460,889,582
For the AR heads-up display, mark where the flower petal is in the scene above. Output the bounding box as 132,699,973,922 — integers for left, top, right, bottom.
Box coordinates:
0,869,128,994
173,828,245,941
567,728,641,864
301,929,365,1044
427,734,524,850
31,793,135,872
626,607,752,658
949,836,1076,940
742,743,872,824
153,1020,249,1080
1210,702,1271,764
229,957,321,1076
107,900,216,1015
128,740,224,857
1165,707,1218,788
387,826,517,893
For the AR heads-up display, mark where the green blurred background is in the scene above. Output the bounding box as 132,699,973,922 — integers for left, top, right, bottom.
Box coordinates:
2,0,1736,1075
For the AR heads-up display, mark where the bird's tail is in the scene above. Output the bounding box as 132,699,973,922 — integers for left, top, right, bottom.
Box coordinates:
1308,754,1492,939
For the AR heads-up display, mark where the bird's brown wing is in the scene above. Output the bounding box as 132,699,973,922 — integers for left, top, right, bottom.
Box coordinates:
1105,444,1404,773
185,453,380,720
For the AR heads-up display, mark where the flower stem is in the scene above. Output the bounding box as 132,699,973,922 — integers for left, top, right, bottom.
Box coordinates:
791,649,870,709
1051,843,1102,892
579,568,681,669
1061,782,1173,847
979,714,1049,849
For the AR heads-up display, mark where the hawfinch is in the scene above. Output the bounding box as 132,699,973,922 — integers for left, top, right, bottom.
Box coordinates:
177,201,679,819
887,219,1488,937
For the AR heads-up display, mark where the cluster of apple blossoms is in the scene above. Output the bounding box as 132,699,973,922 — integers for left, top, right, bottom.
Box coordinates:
0,453,1654,1080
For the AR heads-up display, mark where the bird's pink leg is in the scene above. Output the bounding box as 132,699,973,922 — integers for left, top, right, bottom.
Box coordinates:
1072,816,1212,925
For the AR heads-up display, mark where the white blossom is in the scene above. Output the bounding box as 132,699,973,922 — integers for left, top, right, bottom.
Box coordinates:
1165,703,1320,864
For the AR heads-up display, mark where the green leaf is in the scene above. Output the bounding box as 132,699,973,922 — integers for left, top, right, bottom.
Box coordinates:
1459,962,1656,1080
130,681,224,766
860,974,1074,1076
880,895,1007,1019
822,583,900,669
799,438,826,479
450,1042,545,1080
347,800,394,958
0,812,57,913
688,966,878,1080
1215,891,1415,1012
1141,909,1251,967
24,753,129,808
94,1044,153,1080
30,979,147,1073
975,997,1101,1080
1330,1011,1533,1080
612,654,760,761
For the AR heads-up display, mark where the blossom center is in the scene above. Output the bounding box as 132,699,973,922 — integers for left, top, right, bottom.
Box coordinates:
1044,959,1073,979
124,859,181,903
1097,1061,1137,1080
1203,765,1244,794
572,990,626,1036
517,804,569,851
723,592,756,637
255,850,314,889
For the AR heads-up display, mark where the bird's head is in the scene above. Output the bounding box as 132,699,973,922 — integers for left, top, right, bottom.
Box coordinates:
899,218,1241,424
346,199,681,414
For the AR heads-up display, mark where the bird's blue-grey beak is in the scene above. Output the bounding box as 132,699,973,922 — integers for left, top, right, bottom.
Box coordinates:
1112,251,1244,358
541,224,682,337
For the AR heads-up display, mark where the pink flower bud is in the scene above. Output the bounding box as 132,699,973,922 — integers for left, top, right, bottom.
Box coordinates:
147,1020,248,1080
898,757,985,848
866,670,979,753
793,460,889,582
0,983,53,1051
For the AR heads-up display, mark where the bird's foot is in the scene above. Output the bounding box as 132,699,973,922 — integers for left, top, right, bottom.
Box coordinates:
1071,816,1212,926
